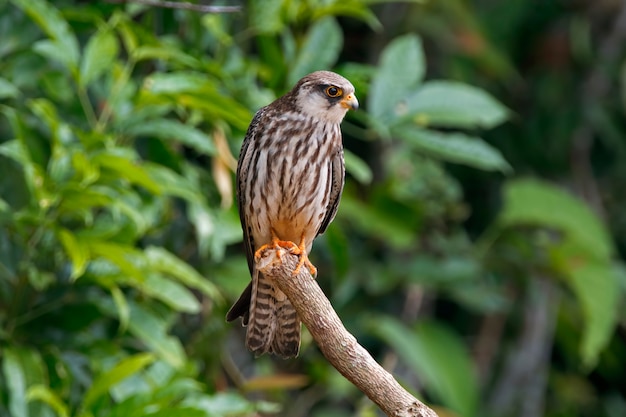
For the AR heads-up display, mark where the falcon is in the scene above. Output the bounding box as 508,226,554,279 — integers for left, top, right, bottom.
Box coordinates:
226,71,358,358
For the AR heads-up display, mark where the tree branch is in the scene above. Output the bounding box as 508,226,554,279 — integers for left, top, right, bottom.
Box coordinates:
256,247,438,417
570,0,626,218
104,0,241,13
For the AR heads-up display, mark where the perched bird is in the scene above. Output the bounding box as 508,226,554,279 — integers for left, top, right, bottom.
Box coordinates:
226,71,358,358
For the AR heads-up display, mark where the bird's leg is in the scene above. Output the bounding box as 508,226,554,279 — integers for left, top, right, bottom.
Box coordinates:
254,229,299,262
254,230,317,277
289,234,317,277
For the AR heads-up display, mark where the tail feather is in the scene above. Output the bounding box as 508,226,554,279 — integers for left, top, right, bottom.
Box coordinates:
246,270,301,358
226,282,252,324
270,300,301,357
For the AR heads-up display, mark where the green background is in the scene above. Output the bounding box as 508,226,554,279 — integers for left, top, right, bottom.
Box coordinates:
0,1,624,416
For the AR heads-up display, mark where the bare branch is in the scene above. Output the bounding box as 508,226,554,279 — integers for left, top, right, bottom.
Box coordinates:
256,247,439,417
570,0,626,218
104,0,241,13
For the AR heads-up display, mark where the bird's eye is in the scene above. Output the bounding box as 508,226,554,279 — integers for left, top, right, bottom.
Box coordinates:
325,86,342,98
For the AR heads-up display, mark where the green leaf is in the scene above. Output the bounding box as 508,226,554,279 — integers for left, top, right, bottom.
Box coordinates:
141,274,201,313
249,0,284,34
338,193,416,249
80,28,119,86
498,180,619,367
141,409,207,417
71,151,100,186
369,34,425,121
183,392,255,416
0,197,10,214
81,353,155,411
202,14,233,46
142,163,201,203
565,259,619,368
2,348,28,417
32,40,75,72
58,186,113,212
142,72,211,95
127,303,186,368
27,385,69,417
111,103,173,132
395,127,511,172
405,81,509,129
407,256,481,285
370,317,478,416
57,228,89,280
144,246,222,302
363,0,427,3
312,4,381,30
203,206,243,261
132,46,199,67
124,119,215,155
344,149,372,184
87,241,144,280
499,179,613,261
26,267,55,291
288,17,343,85
116,18,139,55
140,72,252,130
176,94,252,132
93,153,163,195
11,0,79,70
187,199,217,257
0,139,28,164
39,70,74,103
0,77,19,99
1,348,49,417
27,99,64,145
323,225,350,278
109,285,130,333
48,148,73,185
103,192,151,233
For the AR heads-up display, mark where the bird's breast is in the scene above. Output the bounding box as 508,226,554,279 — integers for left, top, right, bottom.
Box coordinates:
247,120,340,246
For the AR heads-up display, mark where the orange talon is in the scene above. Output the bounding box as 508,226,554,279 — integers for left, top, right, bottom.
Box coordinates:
290,235,317,277
254,229,299,262
254,230,317,277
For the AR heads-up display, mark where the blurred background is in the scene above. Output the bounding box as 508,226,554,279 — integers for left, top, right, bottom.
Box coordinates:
0,0,625,416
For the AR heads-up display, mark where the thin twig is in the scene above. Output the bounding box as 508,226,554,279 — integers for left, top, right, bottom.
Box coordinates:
256,247,438,417
105,0,241,13
570,0,626,218
487,277,557,417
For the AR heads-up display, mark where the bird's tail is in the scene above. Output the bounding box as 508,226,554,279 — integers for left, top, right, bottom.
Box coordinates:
246,270,301,358
226,282,252,324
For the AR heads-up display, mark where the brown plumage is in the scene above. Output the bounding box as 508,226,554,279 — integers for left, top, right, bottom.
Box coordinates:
226,71,358,358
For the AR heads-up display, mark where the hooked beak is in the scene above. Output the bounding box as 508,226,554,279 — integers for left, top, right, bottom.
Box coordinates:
341,94,359,110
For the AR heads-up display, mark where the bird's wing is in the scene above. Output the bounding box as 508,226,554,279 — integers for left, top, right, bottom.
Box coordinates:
317,144,345,236
237,108,265,275
225,108,265,324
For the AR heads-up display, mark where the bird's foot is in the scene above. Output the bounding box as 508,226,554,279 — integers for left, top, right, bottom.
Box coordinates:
289,248,317,277
289,238,317,277
254,238,299,262
254,232,317,277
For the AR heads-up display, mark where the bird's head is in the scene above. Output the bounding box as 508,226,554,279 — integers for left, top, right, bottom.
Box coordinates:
290,71,358,124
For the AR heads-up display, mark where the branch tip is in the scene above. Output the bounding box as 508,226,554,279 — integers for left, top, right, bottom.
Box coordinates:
255,247,438,417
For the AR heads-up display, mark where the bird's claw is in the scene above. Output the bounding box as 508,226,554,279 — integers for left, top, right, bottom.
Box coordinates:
254,234,317,277
254,239,298,261
289,245,317,277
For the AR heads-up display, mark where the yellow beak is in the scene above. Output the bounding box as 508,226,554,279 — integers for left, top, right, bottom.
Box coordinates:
341,94,359,110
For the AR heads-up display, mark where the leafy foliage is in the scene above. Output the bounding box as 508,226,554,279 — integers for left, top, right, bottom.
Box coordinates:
494,179,619,368
0,1,624,417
